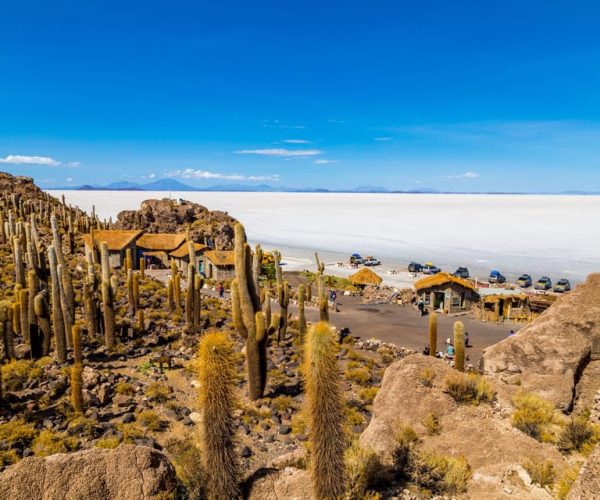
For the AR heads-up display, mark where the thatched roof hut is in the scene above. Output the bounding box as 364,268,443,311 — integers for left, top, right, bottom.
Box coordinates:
136,233,187,252
82,230,143,252
204,250,236,280
349,268,383,286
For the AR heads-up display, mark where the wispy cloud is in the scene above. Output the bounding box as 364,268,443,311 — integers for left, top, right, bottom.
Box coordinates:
328,119,346,124
262,119,305,129
374,137,393,141
66,177,74,182
282,139,310,144
446,171,479,179
0,154,80,167
236,148,322,157
0,154,61,166
314,159,338,164
166,169,280,182
141,173,156,179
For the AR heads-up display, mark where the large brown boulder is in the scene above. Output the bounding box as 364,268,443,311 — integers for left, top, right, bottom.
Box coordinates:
568,444,600,499
0,445,178,499
115,198,237,249
481,273,600,409
246,467,312,500
360,354,566,498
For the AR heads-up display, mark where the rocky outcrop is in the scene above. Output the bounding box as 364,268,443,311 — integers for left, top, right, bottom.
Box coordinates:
246,467,312,500
115,198,237,249
360,354,566,498
482,273,600,409
568,444,600,499
0,445,178,499
0,172,60,206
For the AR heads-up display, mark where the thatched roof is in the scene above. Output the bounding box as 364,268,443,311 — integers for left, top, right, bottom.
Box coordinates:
414,272,476,292
83,230,143,251
349,268,383,286
169,242,209,259
482,293,528,304
204,250,235,267
137,233,187,251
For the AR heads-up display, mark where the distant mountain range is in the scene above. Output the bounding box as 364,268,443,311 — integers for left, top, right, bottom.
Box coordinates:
49,179,600,195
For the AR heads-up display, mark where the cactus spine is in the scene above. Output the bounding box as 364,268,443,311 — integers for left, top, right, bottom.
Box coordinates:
454,320,465,372
70,325,84,414
100,242,116,349
429,312,437,357
303,322,347,499
233,223,267,400
198,332,240,500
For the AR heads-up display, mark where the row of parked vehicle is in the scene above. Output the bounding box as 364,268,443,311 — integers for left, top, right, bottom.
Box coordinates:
407,262,572,293
350,253,381,266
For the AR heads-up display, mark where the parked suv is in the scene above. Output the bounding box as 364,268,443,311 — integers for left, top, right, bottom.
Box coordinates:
422,264,441,275
408,261,423,273
554,279,571,293
453,267,470,279
517,274,532,288
488,270,506,284
363,256,381,266
350,253,363,265
535,276,552,290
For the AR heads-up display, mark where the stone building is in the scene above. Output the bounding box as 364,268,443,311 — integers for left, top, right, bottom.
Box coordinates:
204,250,235,281
414,272,479,314
83,230,143,269
169,242,209,273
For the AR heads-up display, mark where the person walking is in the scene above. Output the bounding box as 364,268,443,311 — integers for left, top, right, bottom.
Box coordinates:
218,283,225,298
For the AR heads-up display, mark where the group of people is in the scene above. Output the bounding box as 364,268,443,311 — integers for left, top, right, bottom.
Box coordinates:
422,332,470,359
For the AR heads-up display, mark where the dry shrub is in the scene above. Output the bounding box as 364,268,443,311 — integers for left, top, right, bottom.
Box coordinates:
359,387,379,405
115,381,135,395
1,359,45,391
511,391,555,441
419,367,435,387
444,372,494,405
0,420,36,448
557,416,598,453
345,440,383,500
410,451,471,494
345,366,371,385
555,464,582,499
145,382,171,403
137,410,163,431
94,437,121,449
165,437,206,500
393,424,420,473
424,412,441,436
32,429,79,457
521,458,555,487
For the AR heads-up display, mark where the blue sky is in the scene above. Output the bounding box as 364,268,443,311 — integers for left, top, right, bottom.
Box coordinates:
1,0,599,191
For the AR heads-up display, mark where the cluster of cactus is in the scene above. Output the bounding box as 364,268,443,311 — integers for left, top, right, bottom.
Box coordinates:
184,241,203,334
231,223,271,400
303,322,347,499
197,331,240,499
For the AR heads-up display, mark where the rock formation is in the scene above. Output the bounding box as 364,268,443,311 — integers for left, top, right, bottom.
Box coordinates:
568,444,600,499
115,198,236,249
0,445,178,499
360,354,567,498
482,273,600,410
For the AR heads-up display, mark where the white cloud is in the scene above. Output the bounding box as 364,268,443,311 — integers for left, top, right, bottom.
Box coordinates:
236,148,322,157
66,177,74,182
0,154,61,166
282,139,310,144
328,119,346,124
314,159,338,164
66,161,81,168
166,169,280,182
141,173,157,179
446,171,480,179
374,137,393,141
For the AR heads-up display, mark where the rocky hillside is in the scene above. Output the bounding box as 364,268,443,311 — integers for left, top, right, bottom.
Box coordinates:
115,198,236,249
482,272,600,414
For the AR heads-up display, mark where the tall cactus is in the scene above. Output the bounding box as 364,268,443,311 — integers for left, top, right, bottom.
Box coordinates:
197,332,240,500
454,321,465,372
429,312,437,357
233,223,267,400
100,242,116,349
34,291,51,357
303,322,347,499
139,256,145,279
276,281,290,343
70,325,84,414
127,270,134,312
167,279,175,313
0,301,15,359
298,284,307,341
57,264,74,349
48,246,67,363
